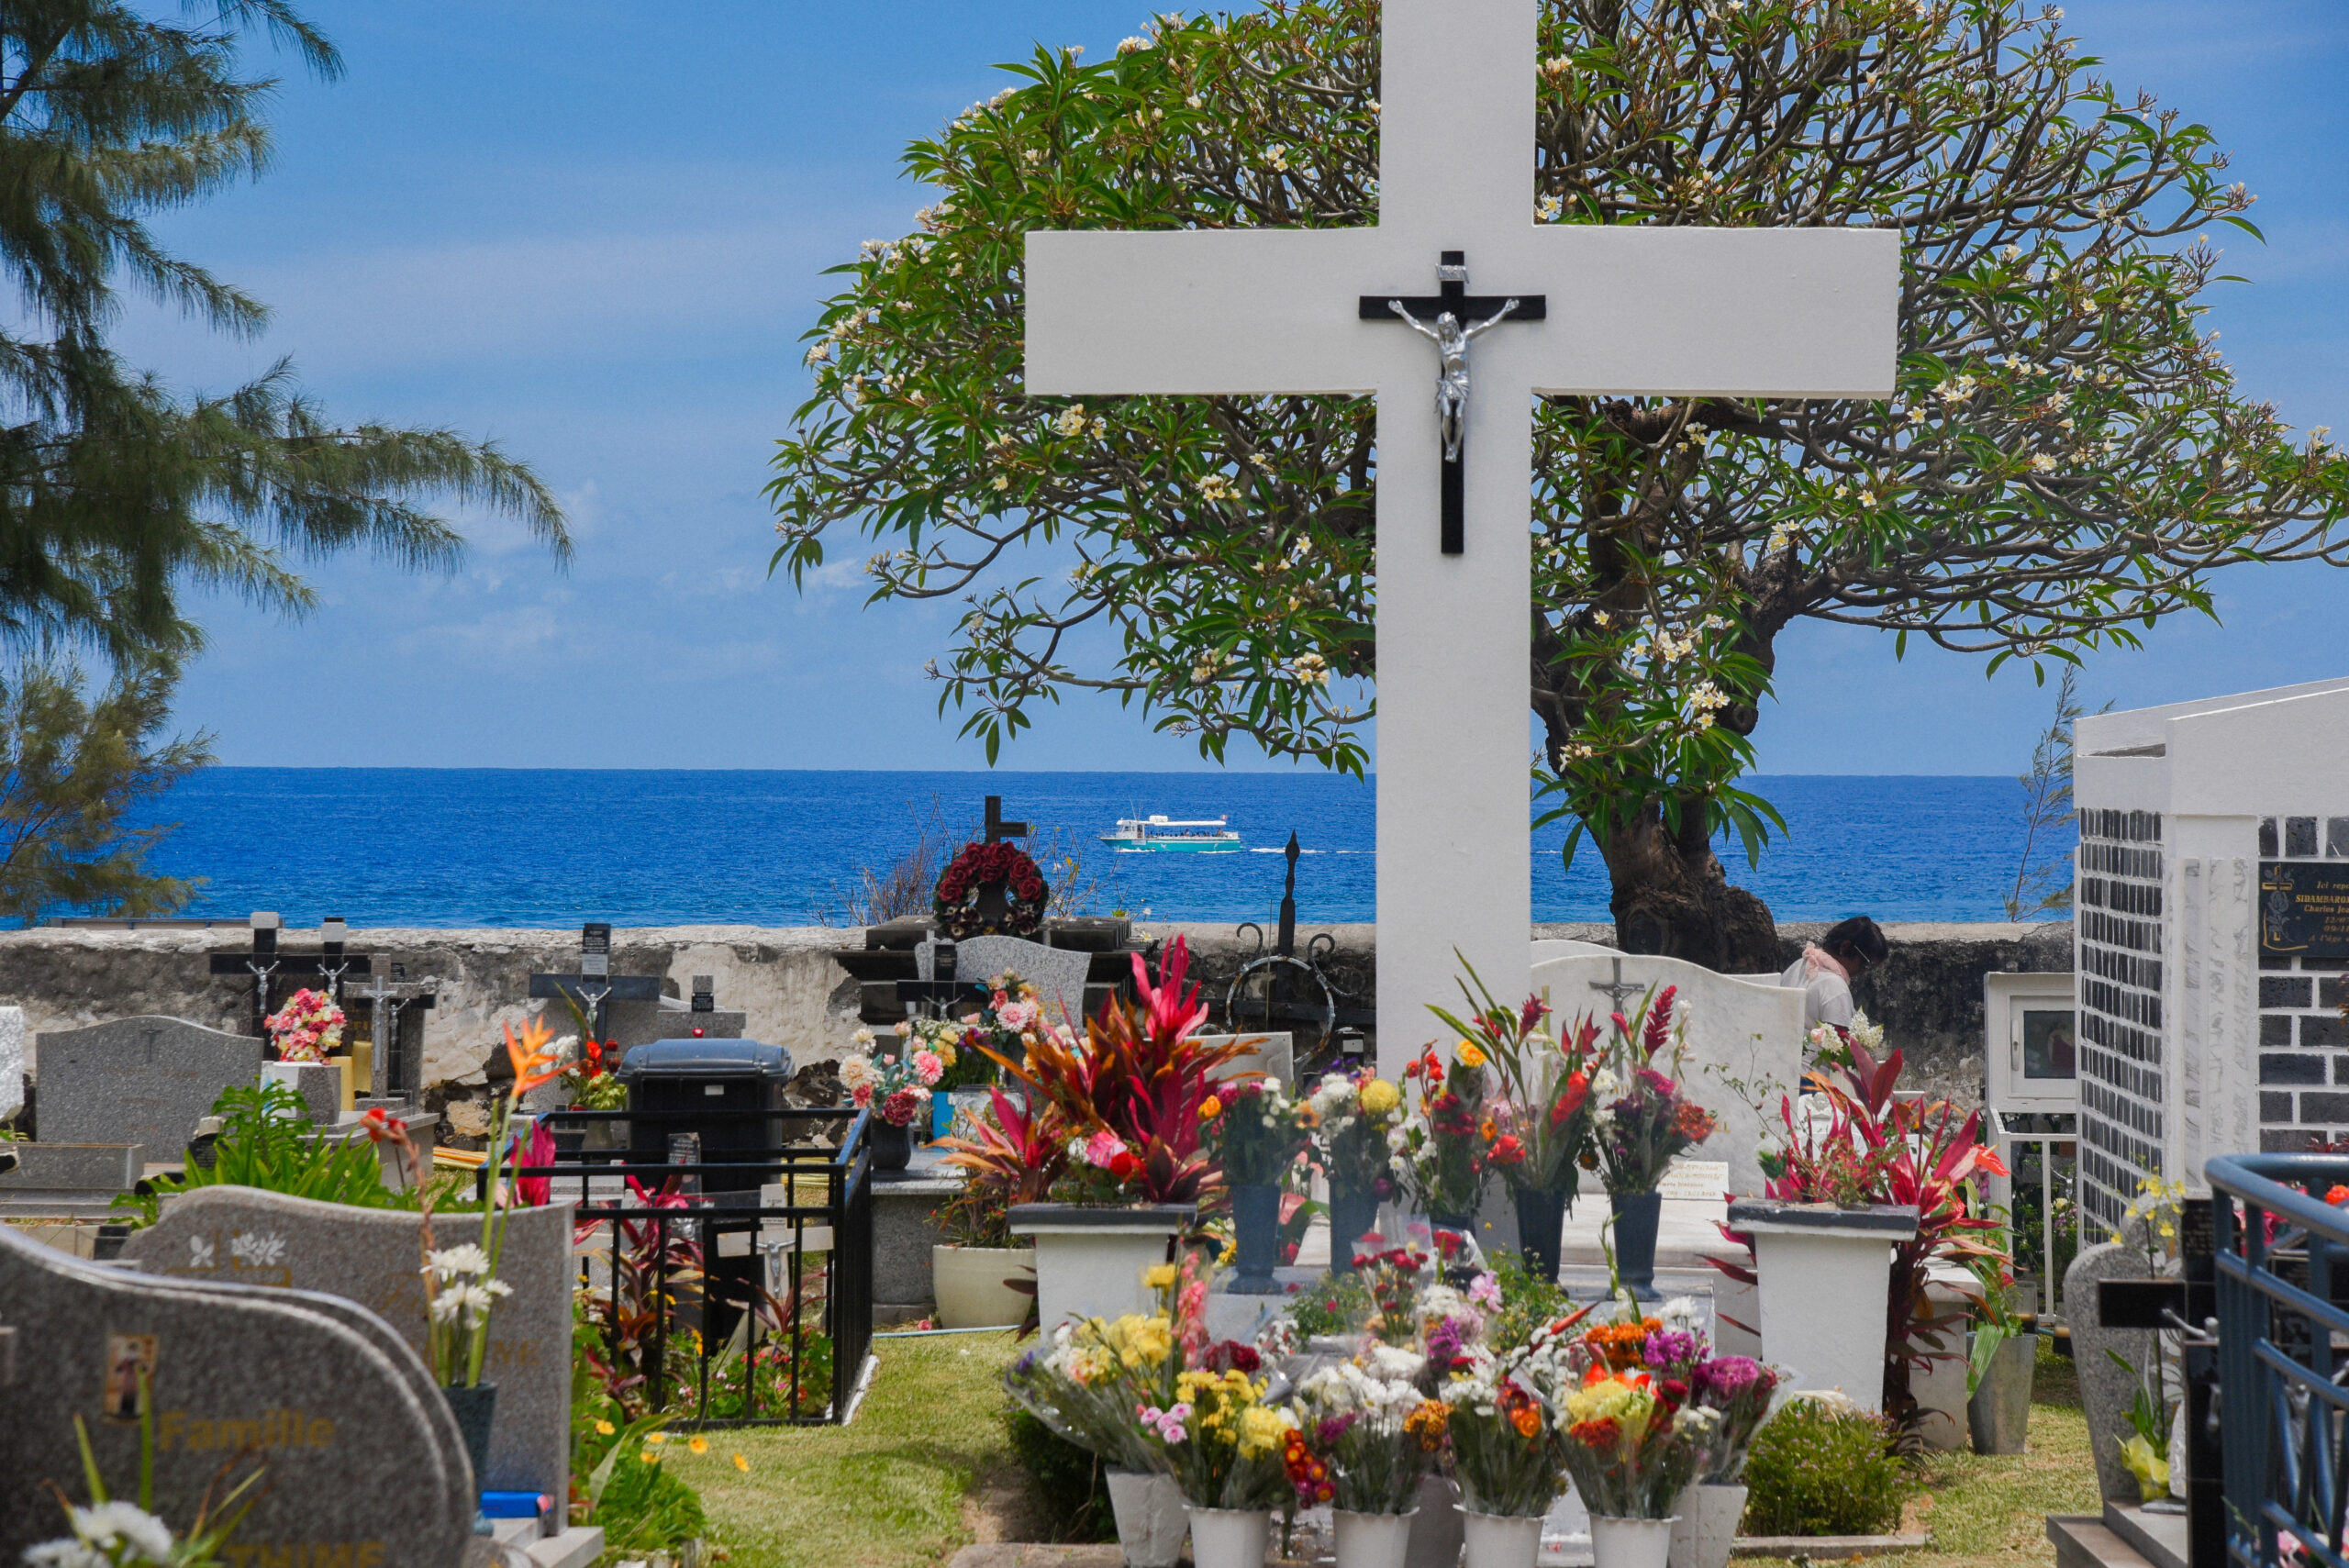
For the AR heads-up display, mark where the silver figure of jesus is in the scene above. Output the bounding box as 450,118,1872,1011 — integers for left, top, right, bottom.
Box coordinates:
1386,295,1520,462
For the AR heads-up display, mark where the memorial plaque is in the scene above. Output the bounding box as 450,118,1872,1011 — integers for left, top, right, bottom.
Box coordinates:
2261,861,2349,959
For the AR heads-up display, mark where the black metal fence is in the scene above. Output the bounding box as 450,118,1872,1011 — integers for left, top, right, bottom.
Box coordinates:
2209,1152,2349,1568
494,1105,874,1426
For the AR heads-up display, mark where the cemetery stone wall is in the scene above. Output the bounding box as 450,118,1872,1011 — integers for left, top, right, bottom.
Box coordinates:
0,918,2062,1132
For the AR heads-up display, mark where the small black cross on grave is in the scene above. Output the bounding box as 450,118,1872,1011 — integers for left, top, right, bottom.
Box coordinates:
206,912,376,1044
1589,957,1643,1014
1360,251,1546,555
529,921,662,1042
984,795,1029,844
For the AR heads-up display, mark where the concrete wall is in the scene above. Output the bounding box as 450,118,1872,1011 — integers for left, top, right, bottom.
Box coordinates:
0,918,2072,1119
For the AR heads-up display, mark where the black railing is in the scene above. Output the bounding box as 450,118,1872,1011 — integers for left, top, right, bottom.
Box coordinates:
489,1105,874,1426
2209,1152,2349,1568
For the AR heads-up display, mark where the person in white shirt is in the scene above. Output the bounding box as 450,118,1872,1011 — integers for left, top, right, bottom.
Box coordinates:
1780,916,1887,1037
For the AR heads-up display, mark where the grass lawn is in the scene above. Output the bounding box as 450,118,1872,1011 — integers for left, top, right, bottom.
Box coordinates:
663,1330,1030,1568
671,1334,2101,1568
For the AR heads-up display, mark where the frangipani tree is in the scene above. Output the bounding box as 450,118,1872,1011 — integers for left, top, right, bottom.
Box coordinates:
769,0,2349,967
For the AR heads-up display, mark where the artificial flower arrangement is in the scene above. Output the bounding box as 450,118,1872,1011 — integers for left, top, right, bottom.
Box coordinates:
1428,965,1598,1213
1590,987,1719,1199
1390,1042,1495,1228
1204,1078,1310,1189
838,1027,945,1127
934,839,1049,939
961,969,1046,1080
263,987,343,1064
1290,1344,1451,1516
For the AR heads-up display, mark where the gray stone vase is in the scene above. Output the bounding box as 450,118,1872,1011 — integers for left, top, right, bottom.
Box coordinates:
441,1382,499,1496
1967,1332,2037,1455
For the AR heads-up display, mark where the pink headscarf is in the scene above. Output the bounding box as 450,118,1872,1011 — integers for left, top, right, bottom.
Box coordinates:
1801,942,1851,983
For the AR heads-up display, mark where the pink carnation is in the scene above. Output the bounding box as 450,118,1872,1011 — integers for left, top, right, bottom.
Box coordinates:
851,1083,874,1108
1080,1129,1130,1168
911,1050,943,1084
996,999,1039,1032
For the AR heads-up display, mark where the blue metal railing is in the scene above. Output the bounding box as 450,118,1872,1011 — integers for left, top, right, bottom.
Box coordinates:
2208,1153,2349,1568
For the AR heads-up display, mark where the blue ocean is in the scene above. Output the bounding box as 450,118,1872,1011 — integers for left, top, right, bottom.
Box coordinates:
137,770,2061,929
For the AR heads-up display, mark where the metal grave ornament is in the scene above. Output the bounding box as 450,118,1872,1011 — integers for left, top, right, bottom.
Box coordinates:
1364,251,1544,553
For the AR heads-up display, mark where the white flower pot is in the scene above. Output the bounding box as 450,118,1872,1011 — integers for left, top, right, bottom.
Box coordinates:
1404,1474,1464,1568
1458,1507,1543,1568
1666,1485,1744,1568
1106,1468,1186,1568
1010,1203,1196,1334
1186,1506,1270,1568
1335,1508,1419,1568
930,1243,1035,1329
1589,1515,1676,1568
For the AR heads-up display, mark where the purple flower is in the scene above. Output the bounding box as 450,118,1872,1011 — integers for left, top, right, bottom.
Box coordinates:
1642,1329,1704,1373
1691,1355,1771,1404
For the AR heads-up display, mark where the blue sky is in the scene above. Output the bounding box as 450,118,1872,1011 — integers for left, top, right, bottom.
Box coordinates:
118,1,2349,773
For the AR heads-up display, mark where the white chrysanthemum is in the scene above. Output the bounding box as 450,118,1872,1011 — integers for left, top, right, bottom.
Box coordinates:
73,1502,174,1562
839,1054,879,1092
24,1538,107,1568
427,1243,491,1281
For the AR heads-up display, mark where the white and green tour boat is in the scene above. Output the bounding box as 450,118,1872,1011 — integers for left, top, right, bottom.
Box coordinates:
1098,814,1242,851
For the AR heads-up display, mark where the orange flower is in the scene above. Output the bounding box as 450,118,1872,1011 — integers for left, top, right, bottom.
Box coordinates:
504,1016,566,1095
1200,1096,1224,1119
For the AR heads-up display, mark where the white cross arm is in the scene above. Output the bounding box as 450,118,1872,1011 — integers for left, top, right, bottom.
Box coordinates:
1027,228,1390,396
1514,224,1899,399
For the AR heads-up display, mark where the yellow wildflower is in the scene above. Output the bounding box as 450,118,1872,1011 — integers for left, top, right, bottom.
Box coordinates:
733,1452,750,1473
646,1432,668,1445
595,1419,616,1436
688,1435,709,1454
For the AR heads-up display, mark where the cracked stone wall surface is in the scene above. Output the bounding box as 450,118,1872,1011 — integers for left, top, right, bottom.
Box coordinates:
0,919,2070,1118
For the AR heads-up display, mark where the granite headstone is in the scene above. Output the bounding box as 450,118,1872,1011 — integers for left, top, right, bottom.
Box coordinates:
2064,1237,2175,1503
0,1004,25,1121
122,1187,576,1514
36,1015,262,1151
0,1224,473,1566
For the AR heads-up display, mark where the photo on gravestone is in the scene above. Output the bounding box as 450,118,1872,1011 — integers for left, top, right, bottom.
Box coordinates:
0,1227,473,1567
33,1016,262,1151
118,1189,576,1513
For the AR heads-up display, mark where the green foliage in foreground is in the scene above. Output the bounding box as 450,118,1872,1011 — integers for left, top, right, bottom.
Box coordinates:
1742,1400,1909,1537
110,1083,415,1227
1002,1407,1115,1543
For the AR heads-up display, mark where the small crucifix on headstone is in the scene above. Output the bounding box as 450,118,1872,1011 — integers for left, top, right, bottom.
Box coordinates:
1589,957,1644,1014
529,921,662,1043
350,960,438,1103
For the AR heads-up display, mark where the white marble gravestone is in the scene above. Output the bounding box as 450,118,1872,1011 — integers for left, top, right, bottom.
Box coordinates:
1530,951,1805,1196
35,1015,262,1151
0,1005,24,1121
122,1188,577,1520
1025,0,1898,1074
0,1225,473,1566
2073,676,2349,1228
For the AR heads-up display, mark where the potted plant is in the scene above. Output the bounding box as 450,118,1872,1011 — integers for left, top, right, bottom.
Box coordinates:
1006,1303,1188,1568
934,1086,1054,1329
1142,1345,1299,1568
1203,1077,1308,1295
1430,964,1598,1284
1306,1068,1405,1273
1964,1242,2035,1455
839,1028,945,1171
1391,1043,1493,1249
991,937,1243,1332
1589,987,1716,1299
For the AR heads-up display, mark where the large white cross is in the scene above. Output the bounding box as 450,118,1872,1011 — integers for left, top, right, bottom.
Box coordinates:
1026,0,1898,1074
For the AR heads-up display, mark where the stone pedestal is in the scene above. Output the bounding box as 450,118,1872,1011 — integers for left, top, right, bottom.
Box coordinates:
1008,1202,1197,1331
872,1163,960,1307
1727,1199,1920,1412
262,1061,340,1125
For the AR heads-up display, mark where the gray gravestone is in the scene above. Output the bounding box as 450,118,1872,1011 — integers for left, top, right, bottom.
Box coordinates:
2064,1237,2175,1503
261,1062,341,1125
122,1187,575,1514
35,1016,262,1151
0,1005,24,1121
0,1224,473,1566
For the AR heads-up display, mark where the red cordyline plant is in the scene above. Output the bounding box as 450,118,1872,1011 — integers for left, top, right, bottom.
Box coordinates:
1709,1042,2009,1428
974,934,1244,1207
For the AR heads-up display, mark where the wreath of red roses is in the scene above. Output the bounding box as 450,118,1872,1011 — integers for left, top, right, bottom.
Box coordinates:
933,840,1050,939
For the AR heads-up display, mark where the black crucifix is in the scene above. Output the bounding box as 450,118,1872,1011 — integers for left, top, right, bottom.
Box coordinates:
529,921,661,1042
207,911,375,1043
984,795,1029,844
1360,251,1546,555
